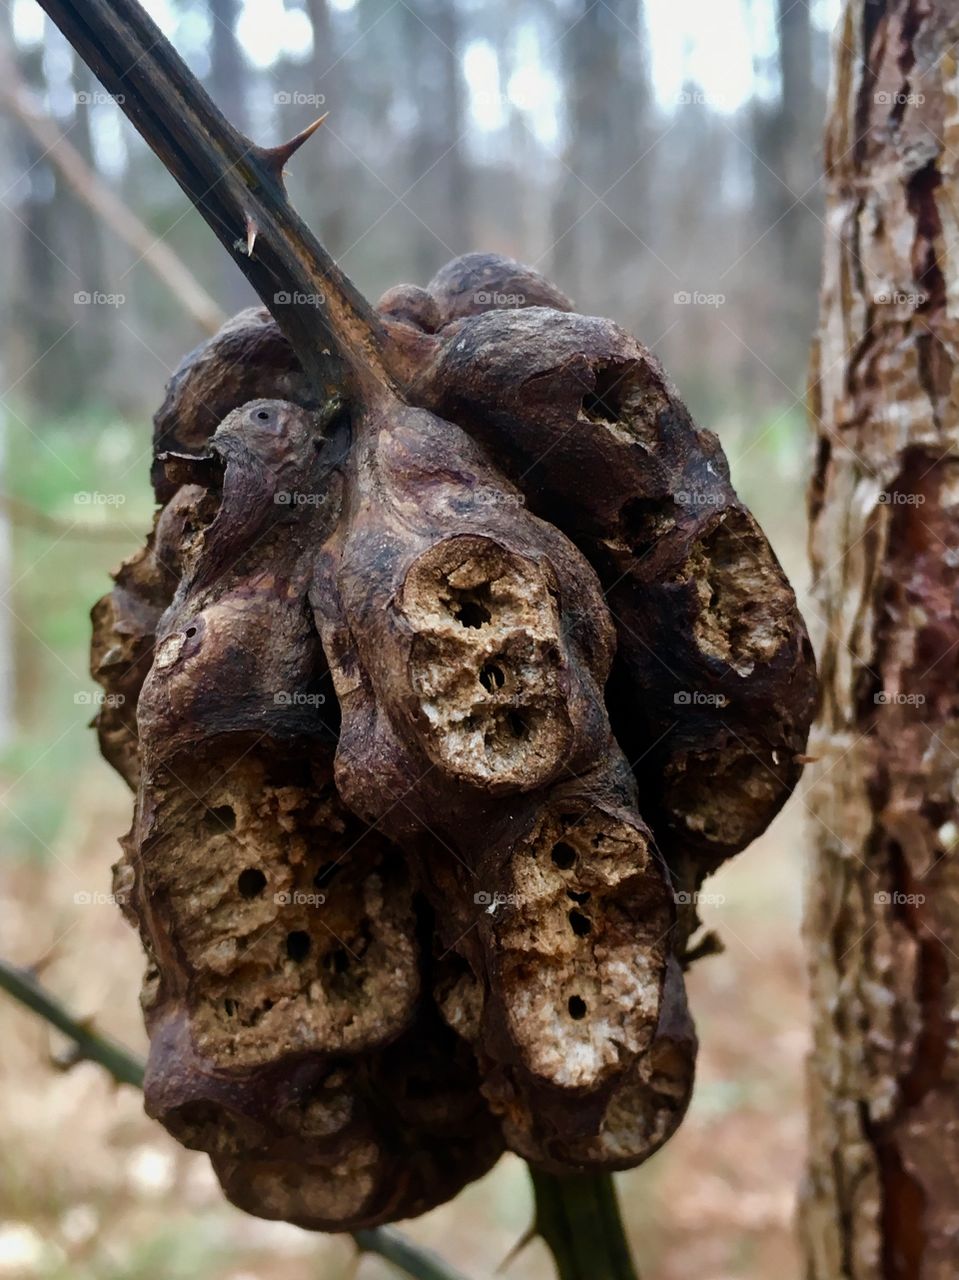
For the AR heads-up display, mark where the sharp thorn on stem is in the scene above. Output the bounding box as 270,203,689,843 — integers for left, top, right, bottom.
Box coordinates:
258,113,328,183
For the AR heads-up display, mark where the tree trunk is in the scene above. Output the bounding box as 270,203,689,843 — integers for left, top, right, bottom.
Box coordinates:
804,3,959,1278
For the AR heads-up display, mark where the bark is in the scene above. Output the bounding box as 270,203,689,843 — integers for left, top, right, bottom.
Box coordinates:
804,3,959,1278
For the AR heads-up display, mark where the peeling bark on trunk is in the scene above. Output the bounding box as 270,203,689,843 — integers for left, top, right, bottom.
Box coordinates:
804,3,959,1277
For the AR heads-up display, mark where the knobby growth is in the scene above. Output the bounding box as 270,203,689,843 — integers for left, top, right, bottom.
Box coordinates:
36,0,817,1247
91,253,817,1231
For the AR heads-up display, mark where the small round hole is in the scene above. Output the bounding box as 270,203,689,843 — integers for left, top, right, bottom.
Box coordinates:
203,804,235,832
506,711,528,740
568,995,587,1020
185,626,198,638
237,868,266,899
479,663,505,692
325,947,350,974
551,842,576,870
286,931,311,961
455,600,491,628
568,909,592,937
313,861,339,890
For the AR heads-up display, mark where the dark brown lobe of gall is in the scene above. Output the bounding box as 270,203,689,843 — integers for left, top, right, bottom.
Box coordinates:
92,252,816,1228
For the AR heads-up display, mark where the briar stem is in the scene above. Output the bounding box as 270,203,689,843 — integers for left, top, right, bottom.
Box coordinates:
530,1168,641,1280
0,956,471,1280
35,0,396,405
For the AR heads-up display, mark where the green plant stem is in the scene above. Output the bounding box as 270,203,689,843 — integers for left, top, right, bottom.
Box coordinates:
0,956,471,1280
530,1168,640,1280
354,1228,472,1280
0,957,144,1086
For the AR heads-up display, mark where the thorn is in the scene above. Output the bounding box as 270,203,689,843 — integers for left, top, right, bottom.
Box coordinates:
50,1043,85,1074
497,1226,536,1273
28,950,57,978
245,211,257,257
259,113,328,182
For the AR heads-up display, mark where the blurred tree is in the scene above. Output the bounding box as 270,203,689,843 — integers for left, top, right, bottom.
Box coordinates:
805,1,959,1276
401,0,471,281
208,0,251,310
7,25,79,413
551,0,649,319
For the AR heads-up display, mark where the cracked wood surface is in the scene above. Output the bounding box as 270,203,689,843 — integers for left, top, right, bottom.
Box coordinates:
805,3,959,1277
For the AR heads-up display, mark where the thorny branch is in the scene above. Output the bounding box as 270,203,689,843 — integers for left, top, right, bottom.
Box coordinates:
0,956,472,1280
